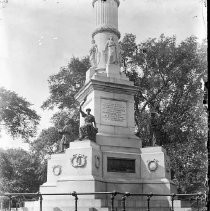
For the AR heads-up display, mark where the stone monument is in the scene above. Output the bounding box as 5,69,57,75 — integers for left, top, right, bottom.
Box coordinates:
25,1,191,210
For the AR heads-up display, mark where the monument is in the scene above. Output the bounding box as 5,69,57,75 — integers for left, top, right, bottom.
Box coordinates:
25,0,191,210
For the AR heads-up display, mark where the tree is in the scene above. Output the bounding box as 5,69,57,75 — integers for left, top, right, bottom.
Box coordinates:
0,148,45,193
120,33,207,193
30,111,80,159
34,57,89,158
30,127,61,159
50,110,79,136
0,87,40,141
42,57,90,111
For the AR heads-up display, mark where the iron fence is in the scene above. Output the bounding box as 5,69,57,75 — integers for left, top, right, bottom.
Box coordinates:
0,192,207,211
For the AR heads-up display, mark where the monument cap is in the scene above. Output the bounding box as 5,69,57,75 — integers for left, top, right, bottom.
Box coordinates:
92,0,120,7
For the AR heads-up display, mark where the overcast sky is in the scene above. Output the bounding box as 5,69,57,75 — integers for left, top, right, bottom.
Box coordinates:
0,0,207,150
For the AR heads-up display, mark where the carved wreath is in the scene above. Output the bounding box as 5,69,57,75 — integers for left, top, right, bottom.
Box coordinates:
95,155,100,169
52,165,62,176
147,159,159,172
71,154,87,168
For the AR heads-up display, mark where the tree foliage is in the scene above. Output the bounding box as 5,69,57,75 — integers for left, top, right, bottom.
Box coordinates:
120,33,207,193
0,148,45,193
35,57,89,158
30,111,80,157
30,127,61,159
0,87,40,141
42,57,90,111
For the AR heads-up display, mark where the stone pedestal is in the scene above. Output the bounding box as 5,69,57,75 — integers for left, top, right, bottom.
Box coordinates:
25,143,189,211
40,141,175,197
140,147,177,200
40,140,105,197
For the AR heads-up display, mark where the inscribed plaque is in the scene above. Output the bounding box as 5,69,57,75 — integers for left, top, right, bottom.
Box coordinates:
107,157,135,173
101,99,127,127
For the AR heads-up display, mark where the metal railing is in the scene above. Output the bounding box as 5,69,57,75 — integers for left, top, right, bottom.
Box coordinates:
0,192,207,211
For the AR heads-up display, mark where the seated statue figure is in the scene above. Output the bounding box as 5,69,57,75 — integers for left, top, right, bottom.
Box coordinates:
79,98,98,142
58,119,74,152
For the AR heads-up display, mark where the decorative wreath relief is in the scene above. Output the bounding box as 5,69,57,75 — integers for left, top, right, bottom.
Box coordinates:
95,155,100,169
71,154,87,168
147,159,159,172
52,165,62,176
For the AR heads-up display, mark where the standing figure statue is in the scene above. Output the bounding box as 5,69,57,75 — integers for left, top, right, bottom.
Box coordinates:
105,36,118,65
58,119,74,152
89,39,98,67
150,108,162,146
79,97,98,142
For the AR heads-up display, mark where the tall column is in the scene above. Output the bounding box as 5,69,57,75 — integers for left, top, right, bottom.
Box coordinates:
91,0,121,77
93,0,119,28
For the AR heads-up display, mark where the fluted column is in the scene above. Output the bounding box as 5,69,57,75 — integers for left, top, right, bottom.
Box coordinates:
94,0,118,29
91,0,121,75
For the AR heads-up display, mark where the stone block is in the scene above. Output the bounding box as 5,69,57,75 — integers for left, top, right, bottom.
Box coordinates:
140,147,171,180
142,180,177,198
106,182,142,194
96,133,141,149
86,68,96,83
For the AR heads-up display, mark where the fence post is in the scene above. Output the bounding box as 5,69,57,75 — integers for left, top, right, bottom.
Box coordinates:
72,191,78,211
8,195,12,211
15,197,18,211
146,193,153,211
121,195,126,211
39,194,43,211
170,194,176,211
121,192,130,211
196,194,200,211
110,191,118,211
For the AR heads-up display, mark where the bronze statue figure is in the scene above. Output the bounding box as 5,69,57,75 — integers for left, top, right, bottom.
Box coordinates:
79,97,98,142
58,119,74,152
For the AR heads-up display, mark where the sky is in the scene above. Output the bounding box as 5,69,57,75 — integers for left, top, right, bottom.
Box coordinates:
0,0,207,150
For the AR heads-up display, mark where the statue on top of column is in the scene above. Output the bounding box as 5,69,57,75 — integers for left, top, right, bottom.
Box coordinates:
105,36,118,65
89,39,98,68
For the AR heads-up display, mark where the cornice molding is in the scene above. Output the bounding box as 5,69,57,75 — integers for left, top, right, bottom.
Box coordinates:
75,79,138,103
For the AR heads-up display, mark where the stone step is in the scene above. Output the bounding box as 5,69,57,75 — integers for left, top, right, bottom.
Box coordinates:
110,200,191,208
28,198,191,208
25,199,107,207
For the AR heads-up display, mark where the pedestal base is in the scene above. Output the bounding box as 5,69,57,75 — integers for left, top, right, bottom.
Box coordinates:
40,141,176,196
24,141,191,210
